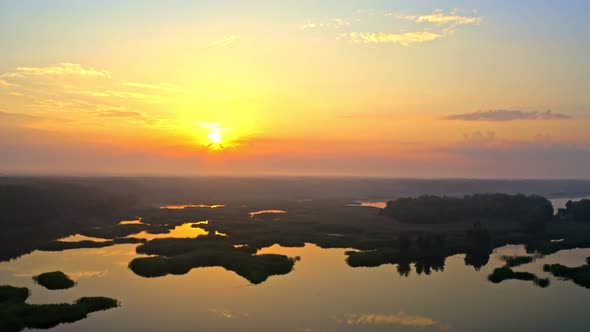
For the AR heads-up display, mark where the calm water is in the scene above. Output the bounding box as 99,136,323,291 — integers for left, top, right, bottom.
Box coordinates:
2,196,590,331
2,241,590,331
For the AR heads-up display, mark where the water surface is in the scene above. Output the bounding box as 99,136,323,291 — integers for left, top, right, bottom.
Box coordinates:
2,241,590,331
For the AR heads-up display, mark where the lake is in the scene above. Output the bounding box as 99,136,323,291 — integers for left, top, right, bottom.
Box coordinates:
2,238,590,331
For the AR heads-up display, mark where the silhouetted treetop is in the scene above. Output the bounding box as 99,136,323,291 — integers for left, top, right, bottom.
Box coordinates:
380,193,553,224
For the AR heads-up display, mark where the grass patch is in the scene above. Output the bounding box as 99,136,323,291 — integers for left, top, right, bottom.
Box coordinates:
33,272,75,290
0,285,118,332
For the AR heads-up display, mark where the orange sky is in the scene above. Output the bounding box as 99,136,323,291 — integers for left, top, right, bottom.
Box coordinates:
0,1,589,177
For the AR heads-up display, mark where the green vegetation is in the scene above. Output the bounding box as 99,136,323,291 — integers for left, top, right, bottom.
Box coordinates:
39,237,146,252
500,255,534,268
3,178,590,288
0,285,118,332
0,180,138,262
488,267,549,288
0,286,29,303
381,194,553,225
129,235,296,284
558,199,590,221
488,267,534,282
543,257,590,288
487,254,547,288
81,224,171,239
33,272,75,290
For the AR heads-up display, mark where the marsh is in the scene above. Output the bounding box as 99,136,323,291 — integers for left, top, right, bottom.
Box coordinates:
2,177,590,331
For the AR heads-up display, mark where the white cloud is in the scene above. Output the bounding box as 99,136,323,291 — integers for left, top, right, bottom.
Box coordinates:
346,31,441,46
12,63,112,78
394,9,482,35
302,18,351,30
396,11,482,26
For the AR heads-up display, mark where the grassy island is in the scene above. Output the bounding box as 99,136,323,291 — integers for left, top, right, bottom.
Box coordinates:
33,272,75,290
0,285,118,332
129,236,296,284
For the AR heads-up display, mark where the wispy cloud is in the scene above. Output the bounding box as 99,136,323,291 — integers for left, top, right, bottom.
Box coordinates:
302,18,351,30
121,82,229,99
0,79,18,87
394,9,482,34
96,110,145,118
0,111,43,127
446,109,572,121
0,111,39,120
346,31,441,46
396,10,482,26
12,63,112,78
212,35,245,47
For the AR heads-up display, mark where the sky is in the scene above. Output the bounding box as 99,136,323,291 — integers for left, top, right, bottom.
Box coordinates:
0,0,589,178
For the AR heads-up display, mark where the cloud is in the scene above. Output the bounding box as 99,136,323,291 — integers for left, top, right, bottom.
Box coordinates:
445,109,572,121
396,10,482,26
461,131,497,147
0,111,39,120
337,312,439,328
96,110,145,118
11,63,112,78
392,9,482,35
346,31,441,45
302,18,351,30
0,111,42,127
212,35,243,47
0,79,18,87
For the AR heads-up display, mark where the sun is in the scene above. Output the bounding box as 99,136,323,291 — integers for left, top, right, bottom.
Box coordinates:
207,131,222,144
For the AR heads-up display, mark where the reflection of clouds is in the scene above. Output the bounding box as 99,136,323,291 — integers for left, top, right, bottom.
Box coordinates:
68,270,108,280
337,312,442,328
13,270,107,280
90,247,138,257
208,308,249,319
0,265,17,272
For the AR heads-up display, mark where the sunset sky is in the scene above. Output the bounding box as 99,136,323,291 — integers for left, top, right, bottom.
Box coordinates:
1,0,589,178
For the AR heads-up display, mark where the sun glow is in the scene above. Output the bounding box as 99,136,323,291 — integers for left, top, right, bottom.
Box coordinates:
208,131,222,144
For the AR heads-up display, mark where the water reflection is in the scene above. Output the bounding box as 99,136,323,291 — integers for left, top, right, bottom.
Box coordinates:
119,218,144,225
336,312,440,328
160,204,225,210
347,201,387,209
2,243,590,331
58,234,110,243
127,223,209,240
249,210,287,218
550,197,590,211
